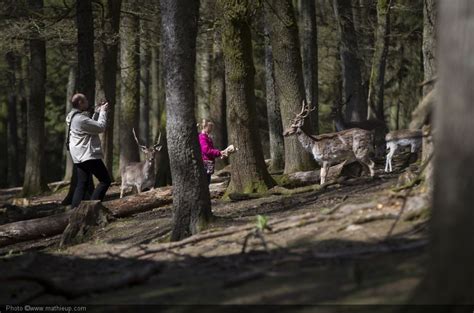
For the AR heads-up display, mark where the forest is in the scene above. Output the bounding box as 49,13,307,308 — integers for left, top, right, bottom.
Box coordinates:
0,0,473,310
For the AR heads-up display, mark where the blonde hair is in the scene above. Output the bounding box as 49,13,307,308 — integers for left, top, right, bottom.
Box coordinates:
198,118,214,131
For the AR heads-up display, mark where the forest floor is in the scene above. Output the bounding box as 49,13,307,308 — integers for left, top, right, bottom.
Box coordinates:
0,156,431,311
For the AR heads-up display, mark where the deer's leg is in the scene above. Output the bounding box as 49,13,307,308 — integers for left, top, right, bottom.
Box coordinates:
120,185,124,198
386,144,397,173
136,184,142,194
320,162,329,185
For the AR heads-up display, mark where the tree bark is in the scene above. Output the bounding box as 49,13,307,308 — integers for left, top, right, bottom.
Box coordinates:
22,0,49,196
140,19,151,146
333,0,367,122
63,65,76,182
5,52,20,187
160,0,212,241
268,0,316,174
76,0,95,106
219,0,276,194
264,8,284,172
120,0,141,173
195,0,214,120
299,0,319,134
422,0,436,96
421,1,474,304
367,0,392,123
209,29,228,171
96,0,122,178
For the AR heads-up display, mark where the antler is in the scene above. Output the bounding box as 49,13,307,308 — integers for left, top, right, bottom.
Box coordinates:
153,132,162,149
132,128,147,150
298,100,316,118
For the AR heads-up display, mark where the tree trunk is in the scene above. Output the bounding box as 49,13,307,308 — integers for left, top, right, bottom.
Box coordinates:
5,52,20,187
209,29,228,171
63,65,76,182
160,0,212,241
268,0,316,174
264,8,284,172
22,0,49,196
422,0,436,96
0,104,7,188
195,0,214,119
333,0,367,122
367,0,392,123
96,0,121,179
220,0,276,194
76,0,95,106
299,0,319,134
421,1,474,304
140,19,151,146
120,0,141,173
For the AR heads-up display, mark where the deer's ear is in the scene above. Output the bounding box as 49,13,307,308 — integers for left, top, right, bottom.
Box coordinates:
155,145,163,152
140,146,148,153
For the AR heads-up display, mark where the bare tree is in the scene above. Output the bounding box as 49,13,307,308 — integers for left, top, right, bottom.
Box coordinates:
418,0,474,304
267,0,316,174
160,0,212,241
5,52,20,186
22,0,49,196
422,0,436,96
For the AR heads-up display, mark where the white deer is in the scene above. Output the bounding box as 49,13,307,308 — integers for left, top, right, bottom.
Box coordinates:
120,129,162,198
384,129,422,173
283,101,375,185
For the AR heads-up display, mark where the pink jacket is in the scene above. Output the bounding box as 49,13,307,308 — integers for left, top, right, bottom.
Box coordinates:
199,132,221,161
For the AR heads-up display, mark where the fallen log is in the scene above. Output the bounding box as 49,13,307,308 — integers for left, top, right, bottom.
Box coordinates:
0,183,227,249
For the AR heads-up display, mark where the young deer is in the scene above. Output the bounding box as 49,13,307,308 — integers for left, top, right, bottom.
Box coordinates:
120,129,162,198
284,101,375,185
384,129,422,173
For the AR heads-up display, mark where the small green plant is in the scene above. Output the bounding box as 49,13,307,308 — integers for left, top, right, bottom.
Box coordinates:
256,214,269,231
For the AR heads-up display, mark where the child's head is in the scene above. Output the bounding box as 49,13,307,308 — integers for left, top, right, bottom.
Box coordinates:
200,118,214,133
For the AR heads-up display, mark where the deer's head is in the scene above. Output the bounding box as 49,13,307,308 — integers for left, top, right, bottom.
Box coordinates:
283,100,315,136
133,128,162,163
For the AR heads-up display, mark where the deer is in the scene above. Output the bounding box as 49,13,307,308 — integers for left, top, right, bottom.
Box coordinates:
120,129,163,198
330,96,388,158
283,101,375,185
384,129,422,173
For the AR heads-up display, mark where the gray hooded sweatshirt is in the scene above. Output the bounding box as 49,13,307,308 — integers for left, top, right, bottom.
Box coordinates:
66,108,107,164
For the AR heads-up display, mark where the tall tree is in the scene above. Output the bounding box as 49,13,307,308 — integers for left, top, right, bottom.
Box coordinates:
140,19,151,146
219,0,276,194
160,0,212,241
422,0,436,96
299,0,319,134
76,0,95,105
195,0,214,119
268,0,316,174
63,64,76,182
23,0,49,196
209,28,228,170
120,0,141,173
96,0,122,178
367,0,392,123
420,0,474,304
333,0,367,122
5,52,20,186
264,7,284,172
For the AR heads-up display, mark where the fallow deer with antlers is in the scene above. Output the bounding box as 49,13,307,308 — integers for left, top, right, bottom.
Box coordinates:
283,101,375,185
120,129,163,198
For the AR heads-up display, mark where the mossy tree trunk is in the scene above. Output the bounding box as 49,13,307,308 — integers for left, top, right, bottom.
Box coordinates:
268,0,316,174
120,0,140,173
96,0,121,179
422,0,474,304
264,7,284,172
76,0,95,108
219,0,276,194
422,0,437,96
367,0,392,123
209,28,228,170
160,0,212,241
22,0,49,196
333,0,367,123
298,0,319,134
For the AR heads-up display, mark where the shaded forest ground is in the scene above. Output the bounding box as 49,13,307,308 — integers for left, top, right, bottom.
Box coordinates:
0,156,430,309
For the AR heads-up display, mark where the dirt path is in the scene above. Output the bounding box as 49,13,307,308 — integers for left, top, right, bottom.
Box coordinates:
0,173,430,306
